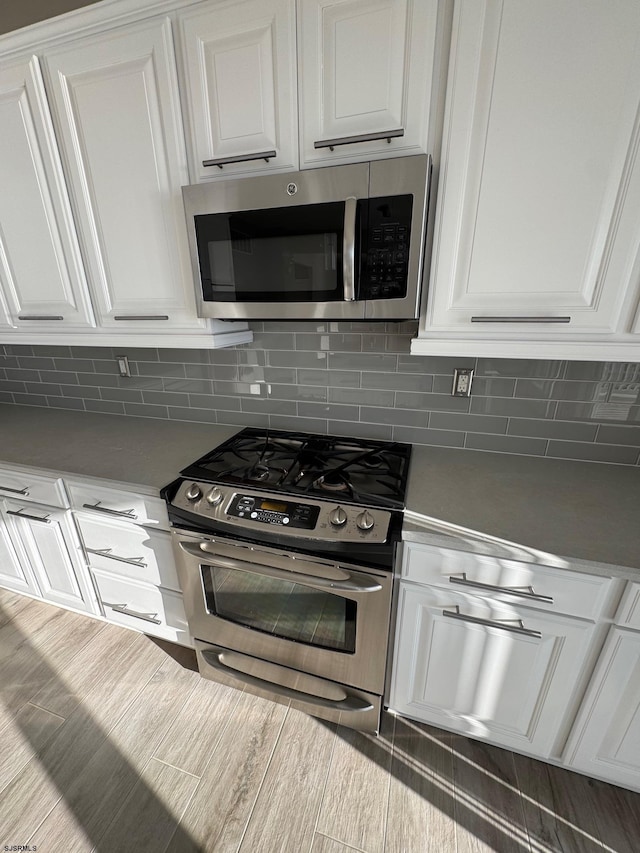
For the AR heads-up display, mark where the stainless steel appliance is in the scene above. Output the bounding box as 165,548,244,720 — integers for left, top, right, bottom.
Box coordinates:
162,428,411,733
182,155,431,321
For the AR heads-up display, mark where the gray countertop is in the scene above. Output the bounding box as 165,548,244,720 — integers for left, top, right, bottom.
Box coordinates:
0,403,638,571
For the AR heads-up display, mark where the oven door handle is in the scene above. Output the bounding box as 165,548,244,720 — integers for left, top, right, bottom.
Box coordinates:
343,196,357,301
178,542,382,593
201,647,374,713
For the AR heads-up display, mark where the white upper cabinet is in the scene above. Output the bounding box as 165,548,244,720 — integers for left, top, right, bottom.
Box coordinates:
42,18,207,334
0,55,94,331
298,0,439,168
416,0,640,360
177,0,298,181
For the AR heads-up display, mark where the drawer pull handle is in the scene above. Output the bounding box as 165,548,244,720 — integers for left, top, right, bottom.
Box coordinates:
103,602,161,625
86,547,147,568
18,315,64,321
449,574,553,603
113,315,169,321
203,150,277,168
6,508,51,524
0,485,30,496
83,502,137,520
470,316,571,324
314,128,404,151
443,605,542,638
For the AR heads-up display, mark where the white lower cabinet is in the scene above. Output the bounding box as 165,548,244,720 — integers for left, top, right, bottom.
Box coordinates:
0,501,40,597
390,583,597,757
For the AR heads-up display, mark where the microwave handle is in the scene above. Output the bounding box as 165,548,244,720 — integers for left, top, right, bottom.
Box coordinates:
343,196,357,301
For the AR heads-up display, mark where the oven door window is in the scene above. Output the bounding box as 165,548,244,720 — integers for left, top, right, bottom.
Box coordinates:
201,564,356,653
194,201,347,303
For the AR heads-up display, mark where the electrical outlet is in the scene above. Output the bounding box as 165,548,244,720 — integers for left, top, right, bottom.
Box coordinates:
116,355,131,377
452,367,474,397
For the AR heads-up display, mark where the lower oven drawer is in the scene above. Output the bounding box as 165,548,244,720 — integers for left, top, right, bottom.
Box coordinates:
194,639,382,733
92,569,191,647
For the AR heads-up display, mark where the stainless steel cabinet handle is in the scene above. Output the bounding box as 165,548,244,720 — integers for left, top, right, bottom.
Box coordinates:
0,485,30,495
314,128,404,151
103,602,161,625
343,196,357,302
201,647,373,713
82,502,137,519
6,508,51,523
179,541,382,593
449,573,553,603
113,315,169,321
443,605,542,638
18,315,64,321
202,150,277,168
470,316,571,324
86,547,147,568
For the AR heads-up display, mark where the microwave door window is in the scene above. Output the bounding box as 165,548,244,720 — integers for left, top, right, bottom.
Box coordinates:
195,201,346,303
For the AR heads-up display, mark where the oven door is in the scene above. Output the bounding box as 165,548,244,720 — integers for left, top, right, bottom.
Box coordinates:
173,529,392,696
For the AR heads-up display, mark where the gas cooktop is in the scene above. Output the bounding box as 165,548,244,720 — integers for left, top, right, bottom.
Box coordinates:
179,427,412,510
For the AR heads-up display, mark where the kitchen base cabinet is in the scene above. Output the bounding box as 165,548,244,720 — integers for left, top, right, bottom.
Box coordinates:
389,583,598,758
0,502,40,597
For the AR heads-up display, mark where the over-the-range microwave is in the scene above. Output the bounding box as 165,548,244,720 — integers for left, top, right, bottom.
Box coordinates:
182,154,431,321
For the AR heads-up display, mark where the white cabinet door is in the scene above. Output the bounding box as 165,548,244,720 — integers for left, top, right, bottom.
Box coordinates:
389,583,596,757
298,0,438,167
178,0,297,181
0,501,40,597
563,627,640,791
4,500,99,615
0,55,93,331
420,0,640,355
42,18,206,333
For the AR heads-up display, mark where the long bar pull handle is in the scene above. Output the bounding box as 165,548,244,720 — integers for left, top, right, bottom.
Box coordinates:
7,509,51,524
0,485,30,495
86,547,147,568
103,602,161,625
202,150,277,168
314,128,404,151
343,196,357,302
201,647,374,713
83,502,138,520
470,316,571,324
443,606,542,638
18,315,64,321
449,574,553,603
114,315,169,321
179,541,382,592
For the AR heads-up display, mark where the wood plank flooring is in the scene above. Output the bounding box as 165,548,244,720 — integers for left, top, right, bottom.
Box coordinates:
0,587,639,853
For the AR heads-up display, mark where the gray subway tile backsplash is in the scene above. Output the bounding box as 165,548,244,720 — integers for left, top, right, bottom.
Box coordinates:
2,323,639,466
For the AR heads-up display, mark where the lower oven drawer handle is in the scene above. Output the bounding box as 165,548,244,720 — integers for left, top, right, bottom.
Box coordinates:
103,601,162,625
201,648,373,713
443,606,542,638
449,573,553,603
179,542,382,593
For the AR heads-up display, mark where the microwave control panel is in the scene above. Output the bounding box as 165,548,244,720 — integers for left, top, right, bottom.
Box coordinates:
360,194,413,300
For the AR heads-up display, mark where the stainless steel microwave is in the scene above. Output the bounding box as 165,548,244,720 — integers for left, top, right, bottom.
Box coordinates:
182,155,431,321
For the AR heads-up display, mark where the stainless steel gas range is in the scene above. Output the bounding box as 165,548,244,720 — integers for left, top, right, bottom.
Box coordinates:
161,428,411,733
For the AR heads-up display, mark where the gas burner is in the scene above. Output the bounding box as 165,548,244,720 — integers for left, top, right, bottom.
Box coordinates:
248,464,272,482
315,473,350,493
361,454,384,469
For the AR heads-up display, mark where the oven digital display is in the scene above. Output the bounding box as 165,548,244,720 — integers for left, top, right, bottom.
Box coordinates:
227,494,319,529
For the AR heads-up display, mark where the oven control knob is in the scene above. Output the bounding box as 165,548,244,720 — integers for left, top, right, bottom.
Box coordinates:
185,483,202,502
356,510,375,531
206,486,223,506
329,506,347,527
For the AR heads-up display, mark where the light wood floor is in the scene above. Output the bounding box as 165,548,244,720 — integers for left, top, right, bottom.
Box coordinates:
1,588,639,853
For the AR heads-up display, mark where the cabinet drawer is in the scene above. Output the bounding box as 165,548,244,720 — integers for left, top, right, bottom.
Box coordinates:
401,542,613,620
92,569,190,646
67,479,169,529
615,582,640,628
0,466,68,508
77,514,180,591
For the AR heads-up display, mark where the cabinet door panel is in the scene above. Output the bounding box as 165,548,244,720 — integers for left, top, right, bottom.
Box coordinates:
390,584,596,756
43,18,204,331
299,0,437,166
0,504,40,596
564,627,640,790
179,0,297,181
428,0,640,333
0,56,93,330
